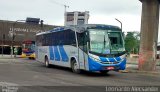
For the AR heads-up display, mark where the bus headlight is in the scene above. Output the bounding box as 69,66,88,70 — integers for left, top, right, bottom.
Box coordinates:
119,59,124,62
90,56,101,62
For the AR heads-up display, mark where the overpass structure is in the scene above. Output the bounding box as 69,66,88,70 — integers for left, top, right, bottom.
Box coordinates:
139,0,160,71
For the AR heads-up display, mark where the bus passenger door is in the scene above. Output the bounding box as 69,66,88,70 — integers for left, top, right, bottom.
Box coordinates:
77,32,88,70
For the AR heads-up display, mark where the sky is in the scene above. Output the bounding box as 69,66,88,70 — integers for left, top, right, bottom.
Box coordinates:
1,0,160,42
0,0,142,32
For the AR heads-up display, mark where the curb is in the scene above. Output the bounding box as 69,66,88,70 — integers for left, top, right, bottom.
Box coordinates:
0,58,15,59
0,56,22,59
119,69,160,75
127,62,160,66
119,64,160,74
0,57,19,59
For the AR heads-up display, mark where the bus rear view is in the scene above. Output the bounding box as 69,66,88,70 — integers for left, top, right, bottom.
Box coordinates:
36,24,126,74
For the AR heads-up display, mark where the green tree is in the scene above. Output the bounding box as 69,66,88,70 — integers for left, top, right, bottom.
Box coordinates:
125,32,140,54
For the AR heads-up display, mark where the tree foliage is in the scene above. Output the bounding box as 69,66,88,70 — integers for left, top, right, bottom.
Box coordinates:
125,31,140,54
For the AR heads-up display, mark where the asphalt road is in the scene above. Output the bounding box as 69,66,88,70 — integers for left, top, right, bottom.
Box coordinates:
0,58,159,92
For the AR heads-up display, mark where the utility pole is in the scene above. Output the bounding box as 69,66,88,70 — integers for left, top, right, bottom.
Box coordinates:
2,34,5,56
1,21,4,56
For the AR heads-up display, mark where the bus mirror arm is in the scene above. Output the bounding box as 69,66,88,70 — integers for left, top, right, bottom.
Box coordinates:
87,42,89,54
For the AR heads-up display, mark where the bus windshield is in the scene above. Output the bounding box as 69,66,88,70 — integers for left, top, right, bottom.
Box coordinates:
22,41,35,52
23,44,35,51
88,29,125,55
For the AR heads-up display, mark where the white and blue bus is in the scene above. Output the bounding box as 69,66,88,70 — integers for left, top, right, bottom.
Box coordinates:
36,24,126,74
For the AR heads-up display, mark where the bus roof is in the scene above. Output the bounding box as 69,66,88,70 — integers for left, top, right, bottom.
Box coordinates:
36,24,121,36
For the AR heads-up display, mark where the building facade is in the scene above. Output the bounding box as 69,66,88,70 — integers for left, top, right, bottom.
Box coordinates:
0,20,56,54
64,11,89,26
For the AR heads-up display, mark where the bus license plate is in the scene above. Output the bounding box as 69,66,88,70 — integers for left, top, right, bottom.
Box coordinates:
106,67,114,70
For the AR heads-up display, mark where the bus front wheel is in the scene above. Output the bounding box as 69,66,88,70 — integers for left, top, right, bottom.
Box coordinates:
71,60,81,74
100,70,109,75
45,56,50,68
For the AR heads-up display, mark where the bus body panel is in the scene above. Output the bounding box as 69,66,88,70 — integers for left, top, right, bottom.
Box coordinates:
36,45,90,70
36,45,126,72
48,45,77,67
36,46,48,62
36,24,127,73
49,45,88,69
88,54,126,71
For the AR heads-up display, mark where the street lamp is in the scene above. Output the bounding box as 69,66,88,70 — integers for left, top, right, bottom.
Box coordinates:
115,18,122,31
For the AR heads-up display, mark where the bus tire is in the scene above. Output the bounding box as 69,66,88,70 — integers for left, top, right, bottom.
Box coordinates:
71,60,81,74
100,70,109,75
45,56,50,68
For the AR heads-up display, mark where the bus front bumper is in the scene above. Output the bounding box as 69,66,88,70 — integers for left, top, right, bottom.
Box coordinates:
21,53,35,58
88,57,126,71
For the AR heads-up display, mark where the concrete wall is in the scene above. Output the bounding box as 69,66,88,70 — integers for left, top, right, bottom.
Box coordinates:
139,0,159,71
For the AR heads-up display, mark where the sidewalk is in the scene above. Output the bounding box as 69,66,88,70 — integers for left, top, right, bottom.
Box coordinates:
0,54,21,59
127,57,160,66
123,57,160,74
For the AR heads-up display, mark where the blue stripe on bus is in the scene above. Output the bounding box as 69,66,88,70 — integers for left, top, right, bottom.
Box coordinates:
108,58,115,62
54,46,60,61
116,57,121,61
99,57,107,62
59,46,69,62
49,46,54,60
99,57,121,62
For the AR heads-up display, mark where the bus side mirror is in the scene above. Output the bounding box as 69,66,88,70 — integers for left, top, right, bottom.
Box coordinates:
122,32,125,38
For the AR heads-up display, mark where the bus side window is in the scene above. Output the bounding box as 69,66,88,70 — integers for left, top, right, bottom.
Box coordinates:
51,32,55,45
58,31,64,45
69,30,76,45
63,29,76,46
37,35,42,46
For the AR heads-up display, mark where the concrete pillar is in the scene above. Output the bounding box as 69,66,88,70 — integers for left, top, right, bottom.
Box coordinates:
139,0,159,71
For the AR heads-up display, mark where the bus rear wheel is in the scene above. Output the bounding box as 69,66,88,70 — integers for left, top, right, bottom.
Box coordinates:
71,60,81,74
45,56,50,68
